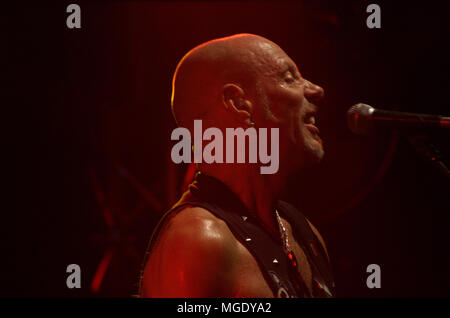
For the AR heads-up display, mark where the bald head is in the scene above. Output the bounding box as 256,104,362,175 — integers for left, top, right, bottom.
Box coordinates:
171,34,284,130
170,34,325,172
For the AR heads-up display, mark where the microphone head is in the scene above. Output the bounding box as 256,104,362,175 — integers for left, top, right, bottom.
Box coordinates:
347,103,375,135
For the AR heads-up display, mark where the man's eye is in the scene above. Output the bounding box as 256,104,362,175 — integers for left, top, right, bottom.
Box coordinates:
285,74,295,83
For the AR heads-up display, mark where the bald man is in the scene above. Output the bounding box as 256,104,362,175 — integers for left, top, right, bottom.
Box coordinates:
139,34,335,298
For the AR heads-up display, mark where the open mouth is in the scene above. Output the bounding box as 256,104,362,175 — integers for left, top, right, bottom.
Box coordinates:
304,112,320,138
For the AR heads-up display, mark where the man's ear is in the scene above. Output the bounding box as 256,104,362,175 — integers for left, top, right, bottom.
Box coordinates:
222,83,255,127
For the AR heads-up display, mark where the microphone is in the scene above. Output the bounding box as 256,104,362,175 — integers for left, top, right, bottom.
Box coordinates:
347,103,450,135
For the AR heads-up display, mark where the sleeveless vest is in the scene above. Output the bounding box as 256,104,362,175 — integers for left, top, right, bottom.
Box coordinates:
139,172,335,297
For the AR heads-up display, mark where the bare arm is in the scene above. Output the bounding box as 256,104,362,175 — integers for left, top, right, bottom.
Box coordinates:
140,207,238,297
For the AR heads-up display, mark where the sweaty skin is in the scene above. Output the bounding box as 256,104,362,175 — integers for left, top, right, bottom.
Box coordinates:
141,34,328,297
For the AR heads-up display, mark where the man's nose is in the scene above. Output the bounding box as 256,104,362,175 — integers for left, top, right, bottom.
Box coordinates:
304,80,324,104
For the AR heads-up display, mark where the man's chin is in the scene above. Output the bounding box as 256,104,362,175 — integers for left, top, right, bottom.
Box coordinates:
286,148,323,176
282,140,324,173
305,140,324,164
315,146,325,161
306,151,324,167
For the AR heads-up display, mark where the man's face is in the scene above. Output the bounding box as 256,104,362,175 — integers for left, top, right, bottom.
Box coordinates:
250,41,325,172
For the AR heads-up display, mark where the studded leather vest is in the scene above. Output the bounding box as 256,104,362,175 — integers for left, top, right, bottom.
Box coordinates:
140,172,335,297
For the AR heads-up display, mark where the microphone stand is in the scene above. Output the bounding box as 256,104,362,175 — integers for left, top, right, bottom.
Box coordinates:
407,133,450,181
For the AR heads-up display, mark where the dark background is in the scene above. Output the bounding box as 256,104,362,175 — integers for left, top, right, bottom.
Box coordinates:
3,0,450,297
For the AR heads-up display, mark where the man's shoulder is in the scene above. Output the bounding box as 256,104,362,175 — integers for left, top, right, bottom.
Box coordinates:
160,205,237,246
141,205,240,297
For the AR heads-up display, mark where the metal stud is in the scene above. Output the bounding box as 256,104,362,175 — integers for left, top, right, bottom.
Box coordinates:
241,216,247,221
245,238,251,242
273,258,279,264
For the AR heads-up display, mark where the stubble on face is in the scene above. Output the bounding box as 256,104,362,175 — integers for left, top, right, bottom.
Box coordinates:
248,43,325,173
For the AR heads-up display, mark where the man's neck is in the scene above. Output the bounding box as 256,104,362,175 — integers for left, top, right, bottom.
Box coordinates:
200,164,286,239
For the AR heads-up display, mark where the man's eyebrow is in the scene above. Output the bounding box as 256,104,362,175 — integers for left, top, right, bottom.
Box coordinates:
285,64,301,77
278,60,302,78
281,63,295,73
